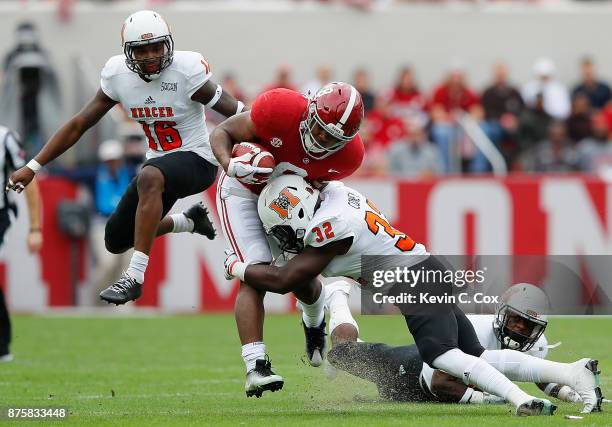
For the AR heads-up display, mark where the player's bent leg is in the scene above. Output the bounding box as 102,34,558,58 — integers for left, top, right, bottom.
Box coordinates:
101,166,165,305
328,342,432,402
101,179,143,305
405,313,554,416
155,202,217,240
453,304,486,357
480,349,603,413
104,179,139,254
432,348,555,416
133,165,165,255
235,283,266,345
325,279,359,345
323,279,359,377
216,173,284,395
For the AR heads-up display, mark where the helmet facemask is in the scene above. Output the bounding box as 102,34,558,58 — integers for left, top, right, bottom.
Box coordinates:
300,102,353,160
494,305,547,351
258,177,321,255
269,225,306,254
124,35,174,80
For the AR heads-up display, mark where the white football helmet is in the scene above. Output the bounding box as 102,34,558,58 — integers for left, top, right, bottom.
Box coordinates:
121,10,173,80
257,175,320,253
494,283,550,351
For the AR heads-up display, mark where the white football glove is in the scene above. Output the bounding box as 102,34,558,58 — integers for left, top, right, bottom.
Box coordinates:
224,249,247,281
227,152,273,185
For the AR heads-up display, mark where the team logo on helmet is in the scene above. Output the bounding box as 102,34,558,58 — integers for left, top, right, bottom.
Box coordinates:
269,188,300,219
270,137,283,148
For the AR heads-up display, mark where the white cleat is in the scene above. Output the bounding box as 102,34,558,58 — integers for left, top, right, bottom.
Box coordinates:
245,357,284,398
571,358,603,413
516,397,556,416
0,353,13,363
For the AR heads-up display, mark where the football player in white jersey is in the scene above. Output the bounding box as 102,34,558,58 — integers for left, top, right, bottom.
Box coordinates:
324,282,588,405
7,10,246,305
224,175,603,415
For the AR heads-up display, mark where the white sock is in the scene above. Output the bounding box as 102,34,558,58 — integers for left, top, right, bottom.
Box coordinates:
242,341,266,372
432,348,533,407
126,251,149,284
481,349,574,385
299,289,325,328
171,213,194,233
327,288,359,335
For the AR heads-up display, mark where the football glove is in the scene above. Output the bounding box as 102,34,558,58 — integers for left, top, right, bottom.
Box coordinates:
227,152,273,185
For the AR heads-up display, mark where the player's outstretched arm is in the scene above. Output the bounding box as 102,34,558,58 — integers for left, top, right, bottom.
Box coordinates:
225,239,351,294
24,177,43,253
191,80,246,118
210,111,257,172
7,89,117,193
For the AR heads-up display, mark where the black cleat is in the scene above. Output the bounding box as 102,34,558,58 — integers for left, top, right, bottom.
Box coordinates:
302,320,327,367
184,202,216,240
99,272,142,305
245,357,284,398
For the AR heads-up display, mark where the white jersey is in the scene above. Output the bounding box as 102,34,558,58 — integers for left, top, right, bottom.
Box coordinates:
421,314,549,391
100,50,217,164
303,181,428,281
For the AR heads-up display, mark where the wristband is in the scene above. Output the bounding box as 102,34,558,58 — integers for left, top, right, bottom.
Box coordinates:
26,159,42,173
29,227,41,232
231,261,248,282
236,101,245,114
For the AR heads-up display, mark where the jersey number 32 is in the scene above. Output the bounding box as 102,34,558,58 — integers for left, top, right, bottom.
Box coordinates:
365,199,415,252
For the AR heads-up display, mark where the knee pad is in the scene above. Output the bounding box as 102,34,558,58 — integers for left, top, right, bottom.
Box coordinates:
325,280,359,336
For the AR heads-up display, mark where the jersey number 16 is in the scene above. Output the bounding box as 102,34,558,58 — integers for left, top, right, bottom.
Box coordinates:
140,121,183,151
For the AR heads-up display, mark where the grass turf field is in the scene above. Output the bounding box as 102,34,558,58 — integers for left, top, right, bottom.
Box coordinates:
1,314,610,426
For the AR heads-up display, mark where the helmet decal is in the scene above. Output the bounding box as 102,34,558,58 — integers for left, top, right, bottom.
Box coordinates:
257,176,321,254
269,188,300,219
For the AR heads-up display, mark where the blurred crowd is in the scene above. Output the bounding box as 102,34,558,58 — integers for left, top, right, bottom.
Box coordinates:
3,21,612,185
209,58,612,179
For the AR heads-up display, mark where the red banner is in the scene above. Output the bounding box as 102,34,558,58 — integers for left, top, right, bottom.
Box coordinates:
3,175,610,311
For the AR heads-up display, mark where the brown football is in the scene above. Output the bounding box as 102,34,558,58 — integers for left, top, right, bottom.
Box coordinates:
231,142,276,182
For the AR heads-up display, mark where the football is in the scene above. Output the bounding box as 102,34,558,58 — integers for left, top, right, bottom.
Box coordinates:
231,142,276,182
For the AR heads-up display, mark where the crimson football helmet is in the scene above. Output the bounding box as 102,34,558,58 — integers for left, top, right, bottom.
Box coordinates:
299,82,364,159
